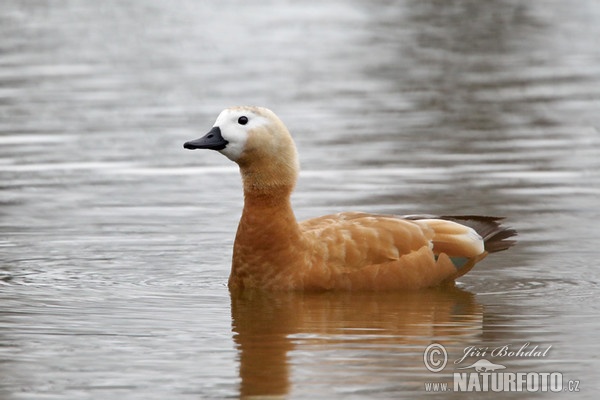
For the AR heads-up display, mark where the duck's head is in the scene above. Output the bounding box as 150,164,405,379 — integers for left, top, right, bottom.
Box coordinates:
184,106,299,192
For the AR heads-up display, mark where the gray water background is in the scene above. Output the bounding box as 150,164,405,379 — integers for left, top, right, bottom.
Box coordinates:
1,0,600,399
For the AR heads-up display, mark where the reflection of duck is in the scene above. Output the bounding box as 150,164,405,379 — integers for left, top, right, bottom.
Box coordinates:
184,106,516,291
231,286,482,398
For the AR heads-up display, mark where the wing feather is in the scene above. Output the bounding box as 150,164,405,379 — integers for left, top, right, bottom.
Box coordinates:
300,212,433,271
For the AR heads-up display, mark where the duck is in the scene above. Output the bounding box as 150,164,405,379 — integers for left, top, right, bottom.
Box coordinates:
183,106,516,291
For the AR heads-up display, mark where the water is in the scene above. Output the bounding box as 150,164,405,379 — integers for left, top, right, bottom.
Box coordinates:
1,0,600,398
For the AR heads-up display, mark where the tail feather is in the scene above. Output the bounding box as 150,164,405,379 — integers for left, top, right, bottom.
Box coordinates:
439,215,517,253
403,214,517,253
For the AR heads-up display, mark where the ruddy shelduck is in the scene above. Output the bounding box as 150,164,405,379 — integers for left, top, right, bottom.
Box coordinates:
184,106,516,291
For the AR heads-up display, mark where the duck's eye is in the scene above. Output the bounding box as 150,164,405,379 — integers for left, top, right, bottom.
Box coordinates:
238,116,248,125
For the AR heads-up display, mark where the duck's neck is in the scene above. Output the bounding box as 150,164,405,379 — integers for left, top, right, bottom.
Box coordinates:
229,158,303,287
237,159,300,228
231,181,303,283
238,184,300,239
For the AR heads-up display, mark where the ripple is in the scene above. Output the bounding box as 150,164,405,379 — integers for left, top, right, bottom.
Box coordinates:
0,161,136,172
0,133,77,145
462,276,596,303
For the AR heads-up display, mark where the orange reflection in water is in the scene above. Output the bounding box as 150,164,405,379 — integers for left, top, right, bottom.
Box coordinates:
231,286,483,398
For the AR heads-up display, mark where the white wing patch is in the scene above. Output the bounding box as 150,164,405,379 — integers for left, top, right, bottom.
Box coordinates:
414,219,484,257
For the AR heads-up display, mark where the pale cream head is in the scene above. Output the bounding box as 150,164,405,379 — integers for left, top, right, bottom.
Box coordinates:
185,106,300,192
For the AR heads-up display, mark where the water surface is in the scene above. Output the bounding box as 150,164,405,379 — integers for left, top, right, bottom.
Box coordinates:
1,0,600,398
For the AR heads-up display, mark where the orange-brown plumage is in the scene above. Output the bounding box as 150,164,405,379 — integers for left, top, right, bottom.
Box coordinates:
184,106,516,291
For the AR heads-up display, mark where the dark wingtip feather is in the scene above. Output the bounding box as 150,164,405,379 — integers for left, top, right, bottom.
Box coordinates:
440,215,517,253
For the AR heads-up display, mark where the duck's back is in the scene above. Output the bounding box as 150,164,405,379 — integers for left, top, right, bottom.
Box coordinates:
300,212,433,267
296,212,515,291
